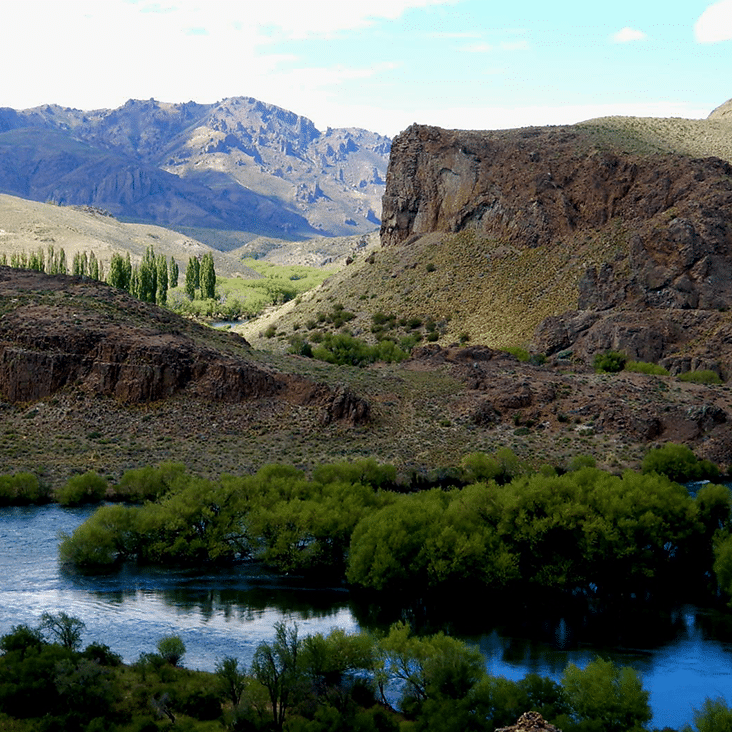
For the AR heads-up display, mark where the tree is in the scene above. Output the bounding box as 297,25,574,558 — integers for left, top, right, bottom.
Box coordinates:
88,250,99,280
108,252,132,291
156,253,169,305
685,697,732,732
138,245,158,303
561,657,651,732
0,624,44,657
641,442,719,483
157,635,186,666
377,622,484,710
169,256,179,288
215,655,248,707
200,252,216,299
185,257,197,299
251,621,303,730
40,612,85,650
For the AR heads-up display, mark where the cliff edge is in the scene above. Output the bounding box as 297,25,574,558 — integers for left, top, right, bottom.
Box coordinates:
380,123,732,376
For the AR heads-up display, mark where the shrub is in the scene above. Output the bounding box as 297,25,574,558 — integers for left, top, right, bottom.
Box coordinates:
641,442,720,483
685,697,732,732
567,455,596,471
311,333,408,367
114,463,187,502
503,347,530,362
56,471,108,505
288,335,313,358
625,360,670,376
593,350,627,373
157,635,186,666
561,657,651,732
678,369,723,385
0,472,43,505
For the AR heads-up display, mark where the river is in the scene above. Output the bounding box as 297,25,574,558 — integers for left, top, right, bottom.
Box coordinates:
1,504,731,730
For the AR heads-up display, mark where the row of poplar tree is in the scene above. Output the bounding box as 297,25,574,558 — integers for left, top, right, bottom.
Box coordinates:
2,245,216,306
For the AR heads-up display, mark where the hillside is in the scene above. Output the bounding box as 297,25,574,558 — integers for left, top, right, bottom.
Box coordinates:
0,97,390,239
1,266,732,484
0,193,259,278
241,102,732,382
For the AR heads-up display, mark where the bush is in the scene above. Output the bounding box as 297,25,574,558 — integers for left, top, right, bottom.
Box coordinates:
56,471,108,506
625,360,670,376
157,635,186,666
114,463,187,502
503,346,530,362
561,657,651,732
685,697,732,732
311,333,408,367
593,350,627,373
678,369,723,384
641,442,719,483
0,472,44,505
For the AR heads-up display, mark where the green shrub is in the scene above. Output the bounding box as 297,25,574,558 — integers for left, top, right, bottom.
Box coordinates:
288,336,313,358
0,472,43,505
311,333,408,367
503,347,530,362
157,635,186,666
593,350,627,373
685,697,732,732
625,360,670,376
56,471,108,506
678,369,723,385
567,455,597,471
561,657,651,732
641,442,720,483
114,463,187,502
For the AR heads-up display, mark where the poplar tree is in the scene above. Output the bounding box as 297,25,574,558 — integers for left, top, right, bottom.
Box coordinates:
200,252,216,299
156,253,168,305
184,257,197,300
168,256,179,289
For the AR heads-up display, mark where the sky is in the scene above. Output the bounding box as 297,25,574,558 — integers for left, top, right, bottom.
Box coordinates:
2,0,731,137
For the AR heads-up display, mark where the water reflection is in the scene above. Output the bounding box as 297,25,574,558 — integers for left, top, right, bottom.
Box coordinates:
3,504,732,729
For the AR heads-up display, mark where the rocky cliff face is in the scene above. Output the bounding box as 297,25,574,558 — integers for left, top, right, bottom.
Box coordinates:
381,123,732,375
0,267,369,425
0,97,390,238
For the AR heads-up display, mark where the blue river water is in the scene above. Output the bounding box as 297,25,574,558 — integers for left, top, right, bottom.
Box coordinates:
1,504,731,729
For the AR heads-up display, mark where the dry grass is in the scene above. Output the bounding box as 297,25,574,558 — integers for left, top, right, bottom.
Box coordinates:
576,114,732,162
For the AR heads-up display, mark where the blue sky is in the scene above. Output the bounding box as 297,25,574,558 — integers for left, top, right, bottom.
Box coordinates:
3,0,731,136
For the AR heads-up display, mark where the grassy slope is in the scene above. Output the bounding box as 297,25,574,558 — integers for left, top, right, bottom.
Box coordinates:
0,194,260,279
239,110,732,352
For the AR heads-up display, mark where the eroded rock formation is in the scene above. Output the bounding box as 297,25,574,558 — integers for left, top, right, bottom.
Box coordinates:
0,268,369,424
381,123,732,375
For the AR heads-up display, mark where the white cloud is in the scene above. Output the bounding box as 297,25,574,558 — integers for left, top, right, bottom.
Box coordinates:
126,0,457,38
611,27,648,43
461,43,493,53
695,0,732,42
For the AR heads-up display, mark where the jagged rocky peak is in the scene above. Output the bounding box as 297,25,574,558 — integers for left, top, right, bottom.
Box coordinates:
0,96,391,237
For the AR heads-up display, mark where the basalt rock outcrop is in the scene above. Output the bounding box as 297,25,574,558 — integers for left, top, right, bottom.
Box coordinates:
381,123,732,375
0,267,369,425
496,712,562,732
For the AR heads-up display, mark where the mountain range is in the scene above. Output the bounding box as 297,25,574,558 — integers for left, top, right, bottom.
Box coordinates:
0,97,391,241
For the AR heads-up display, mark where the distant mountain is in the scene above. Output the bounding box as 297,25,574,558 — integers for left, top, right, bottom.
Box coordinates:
0,97,391,241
